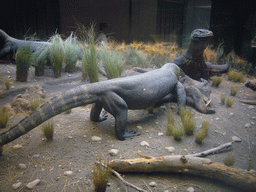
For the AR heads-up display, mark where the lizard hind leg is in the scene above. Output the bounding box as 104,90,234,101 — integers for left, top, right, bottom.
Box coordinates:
90,103,108,122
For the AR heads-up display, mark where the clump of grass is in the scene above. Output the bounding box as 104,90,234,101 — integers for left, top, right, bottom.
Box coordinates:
30,97,41,111
42,120,54,140
225,97,234,107
230,86,237,96
93,158,111,192
99,45,125,79
146,106,154,114
82,26,99,82
49,34,65,78
64,34,79,73
195,121,210,144
167,108,176,136
124,47,148,68
212,76,222,87
4,78,11,90
15,45,33,82
228,70,245,83
33,47,49,76
0,111,9,128
223,153,236,166
179,107,195,135
221,94,226,105
172,125,184,141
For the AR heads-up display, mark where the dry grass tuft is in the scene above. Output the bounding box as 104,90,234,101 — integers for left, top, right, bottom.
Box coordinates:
228,70,245,83
225,97,234,107
195,121,210,144
0,110,9,128
230,86,237,96
223,153,236,166
42,120,54,140
30,97,41,111
4,78,11,90
172,125,184,141
221,94,226,105
179,107,195,135
167,108,176,136
212,76,222,87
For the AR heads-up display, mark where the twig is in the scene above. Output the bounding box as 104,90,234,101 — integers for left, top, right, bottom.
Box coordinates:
95,161,147,192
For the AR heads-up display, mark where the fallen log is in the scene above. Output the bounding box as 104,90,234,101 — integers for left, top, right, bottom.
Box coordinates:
108,155,256,191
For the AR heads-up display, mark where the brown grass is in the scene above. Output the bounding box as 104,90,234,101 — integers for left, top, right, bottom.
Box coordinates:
195,121,210,144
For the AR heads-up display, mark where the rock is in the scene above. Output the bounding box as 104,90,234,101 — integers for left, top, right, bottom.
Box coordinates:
165,146,175,153
248,105,254,110
26,179,40,189
149,181,157,187
140,141,149,147
232,136,242,142
13,144,22,149
109,149,119,156
215,118,220,120
68,136,73,139
158,132,164,136
33,154,40,158
18,164,26,169
64,171,73,176
12,182,22,190
91,136,102,141
229,112,234,116
187,187,195,192
136,125,143,130
245,123,251,128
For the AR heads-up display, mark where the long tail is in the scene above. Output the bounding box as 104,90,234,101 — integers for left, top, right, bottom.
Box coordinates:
0,85,97,146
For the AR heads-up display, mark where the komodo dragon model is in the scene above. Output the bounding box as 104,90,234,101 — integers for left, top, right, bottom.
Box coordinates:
174,29,228,80
0,63,186,146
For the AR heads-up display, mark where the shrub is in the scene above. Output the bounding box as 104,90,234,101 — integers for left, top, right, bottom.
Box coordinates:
225,97,234,107
42,120,54,140
195,121,210,144
82,26,99,82
99,45,125,79
167,108,176,136
179,107,195,135
223,153,236,166
230,86,237,96
212,76,222,87
4,78,11,90
15,45,33,82
228,70,245,83
221,94,226,105
30,97,41,111
33,47,49,76
172,125,184,141
49,34,65,78
64,34,79,73
0,111,9,128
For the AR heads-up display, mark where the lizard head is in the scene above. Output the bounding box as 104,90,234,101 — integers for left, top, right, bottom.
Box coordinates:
191,29,213,39
189,29,213,53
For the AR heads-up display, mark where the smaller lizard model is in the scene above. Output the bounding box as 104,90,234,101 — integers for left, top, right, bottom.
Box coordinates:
0,63,186,146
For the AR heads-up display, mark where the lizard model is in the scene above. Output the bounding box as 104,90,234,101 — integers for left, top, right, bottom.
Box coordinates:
0,63,186,146
174,29,228,80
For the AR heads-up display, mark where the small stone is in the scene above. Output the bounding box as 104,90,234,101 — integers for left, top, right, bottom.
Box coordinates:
137,126,143,130
187,187,195,192
140,141,149,147
12,182,22,190
18,164,26,169
149,181,157,187
248,105,254,110
26,179,40,189
109,149,119,156
68,74,72,77
158,132,164,136
91,136,102,141
215,118,220,120
229,112,234,116
64,171,73,176
13,144,22,149
155,122,159,125
165,146,175,153
68,136,73,139
33,154,40,158
215,130,218,133
232,136,242,142
245,123,251,128
251,116,256,120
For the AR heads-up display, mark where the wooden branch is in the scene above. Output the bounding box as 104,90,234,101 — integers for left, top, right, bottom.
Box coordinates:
108,142,256,191
96,161,147,192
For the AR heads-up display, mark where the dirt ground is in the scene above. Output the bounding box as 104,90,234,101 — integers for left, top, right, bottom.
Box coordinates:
0,63,255,192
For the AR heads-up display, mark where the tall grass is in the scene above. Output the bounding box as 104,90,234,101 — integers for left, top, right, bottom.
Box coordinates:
42,120,54,140
49,34,65,78
195,121,210,144
33,47,49,76
15,45,33,82
99,45,125,79
82,26,99,82
179,107,195,135
64,34,79,73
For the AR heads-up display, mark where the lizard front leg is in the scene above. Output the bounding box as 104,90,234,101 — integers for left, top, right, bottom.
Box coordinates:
90,103,108,122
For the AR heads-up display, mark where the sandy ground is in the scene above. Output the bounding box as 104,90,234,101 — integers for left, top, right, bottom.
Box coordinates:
0,63,255,192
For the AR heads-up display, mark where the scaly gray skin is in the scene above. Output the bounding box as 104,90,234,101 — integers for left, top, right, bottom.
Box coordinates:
0,63,186,146
174,29,228,80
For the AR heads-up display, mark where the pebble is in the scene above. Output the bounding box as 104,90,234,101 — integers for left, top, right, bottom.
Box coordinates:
18,164,26,169
109,149,119,156
165,146,175,153
215,118,220,120
140,141,149,147
187,187,195,192
33,154,40,158
229,112,234,116
64,171,73,176
232,136,242,142
12,182,22,190
26,179,40,189
68,136,73,139
149,181,157,187
158,132,164,136
13,144,22,149
136,126,143,130
248,105,254,110
91,136,102,141
245,123,251,128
